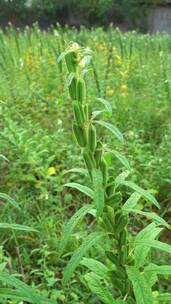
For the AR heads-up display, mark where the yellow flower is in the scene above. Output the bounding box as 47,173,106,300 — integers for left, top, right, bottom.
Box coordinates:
112,47,117,54
115,55,122,65
120,84,128,97
119,70,128,78
35,180,41,188
47,167,56,176
106,89,114,97
120,84,127,92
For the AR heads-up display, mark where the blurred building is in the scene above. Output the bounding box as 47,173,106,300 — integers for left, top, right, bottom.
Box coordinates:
149,1,171,33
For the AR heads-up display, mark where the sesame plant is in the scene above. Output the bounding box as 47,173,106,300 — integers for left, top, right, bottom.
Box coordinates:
59,43,171,304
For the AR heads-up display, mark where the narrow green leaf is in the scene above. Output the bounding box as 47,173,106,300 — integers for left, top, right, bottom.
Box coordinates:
121,181,160,209
92,169,104,217
135,223,160,240
97,98,112,114
145,263,171,276
0,193,20,210
62,232,104,287
0,223,38,232
65,183,94,199
114,301,127,304
66,72,75,86
80,258,109,279
106,148,131,170
155,293,171,302
134,223,162,268
59,204,93,255
87,208,96,217
84,272,116,304
122,192,141,211
66,168,88,176
126,267,153,304
127,209,169,228
0,154,9,162
134,240,171,255
144,268,158,288
57,49,72,63
95,120,124,142
0,272,55,304
115,170,130,186
92,110,104,120
0,288,29,302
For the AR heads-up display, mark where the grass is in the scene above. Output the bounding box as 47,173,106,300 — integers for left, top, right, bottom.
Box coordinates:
0,24,171,303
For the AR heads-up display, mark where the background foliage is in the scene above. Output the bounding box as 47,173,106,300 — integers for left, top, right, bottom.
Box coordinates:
0,0,169,29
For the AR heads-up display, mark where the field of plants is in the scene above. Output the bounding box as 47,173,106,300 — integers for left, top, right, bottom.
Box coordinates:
0,25,171,303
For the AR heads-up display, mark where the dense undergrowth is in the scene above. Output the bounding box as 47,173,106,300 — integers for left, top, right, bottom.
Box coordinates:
0,25,171,303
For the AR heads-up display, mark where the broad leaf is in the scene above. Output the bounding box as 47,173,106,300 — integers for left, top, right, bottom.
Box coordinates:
57,49,69,62
0,223,38,232
65,183,94,198
126,267,153,304
62,232,104,287
144,268,158,288
0,193,20,210
84,272,115,304
95,120,124,142
0,288,30,302
121,181,160,209
81,258,109,279
59,204,93,255
134,240,171,255
115,171,130,187
114,300,127,304
97,98,112,114
155,293,171,302
66,72,75,86
92,169,104,217
66,168,88,176
134,223,162,268
106,148,130,170
122,192,141,211
0,154,9,162
0,272,54,304
58,48,76,63
145,263,171,276
92,110,104,120
127,209,169,228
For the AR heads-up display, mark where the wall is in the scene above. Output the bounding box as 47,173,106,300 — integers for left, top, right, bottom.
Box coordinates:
149,5,171,33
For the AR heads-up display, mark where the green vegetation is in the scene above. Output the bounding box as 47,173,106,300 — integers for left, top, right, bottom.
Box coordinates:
0,25,171,303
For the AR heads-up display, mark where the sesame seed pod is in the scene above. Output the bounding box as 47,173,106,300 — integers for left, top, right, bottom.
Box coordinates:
120,229,127,246
76,78,86,103
94,149,102,168
83,104,91,121
88,125,97,153
73,123,87,148
102,213,114,233
69,76,77,100
106,178,115,197
73,101,85,125
106,251,119,265
110,277,124,291
115,214,129,235
83,151,93,178
65,51,77,73
100,158,108,185
106,206,115,226
106,192,122,210
94,141,103,167
120,246,127,265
